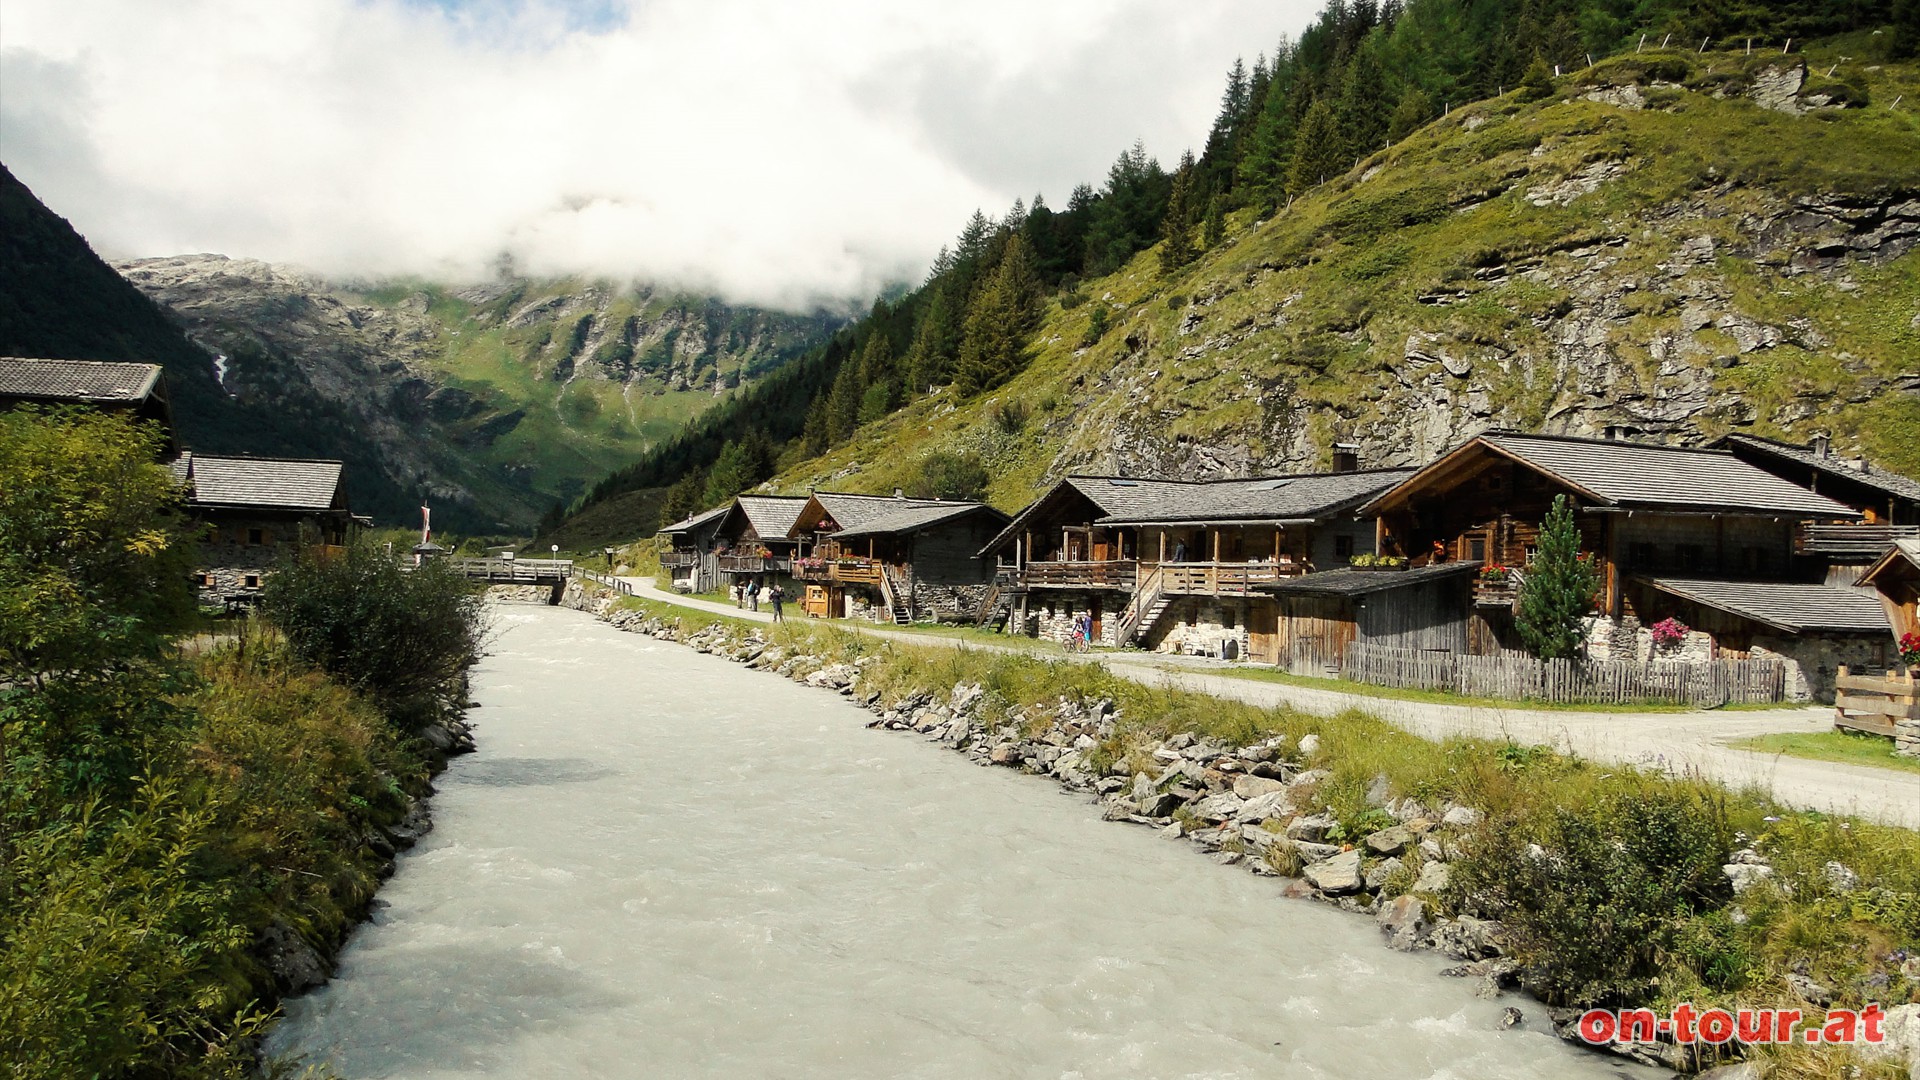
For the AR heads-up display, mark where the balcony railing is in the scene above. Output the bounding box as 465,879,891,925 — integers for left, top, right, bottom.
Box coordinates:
793,558,884,585
1795,523,1920,558
1155,560,1301,595
718,554,791,574
1021,560,1139,589
1473,579,1520,607
661,552,700,569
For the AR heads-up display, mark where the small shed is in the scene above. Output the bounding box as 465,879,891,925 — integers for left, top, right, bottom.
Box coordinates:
1257,563,1476,674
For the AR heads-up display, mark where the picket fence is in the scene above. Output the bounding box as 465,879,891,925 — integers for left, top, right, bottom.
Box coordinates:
1340,643,1786,707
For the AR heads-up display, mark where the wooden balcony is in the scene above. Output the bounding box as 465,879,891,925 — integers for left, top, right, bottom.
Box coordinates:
661,552,700,570
1796,523,1920,559
1021,560,1139,589
793,558,883,585
1155,560,1301,596
1473,579,1520,607
718,554,791,574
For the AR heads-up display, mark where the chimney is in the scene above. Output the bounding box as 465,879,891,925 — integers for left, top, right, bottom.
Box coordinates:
893,487,905,499
1811,432,1830,459
1603,424,1626,441
1332,443,1360,473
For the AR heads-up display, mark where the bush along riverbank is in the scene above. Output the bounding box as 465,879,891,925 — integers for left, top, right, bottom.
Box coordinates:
0,407,481,1079
565,582,1920,1079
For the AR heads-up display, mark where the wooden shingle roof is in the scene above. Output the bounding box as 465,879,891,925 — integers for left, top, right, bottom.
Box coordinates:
1717,434,1920,507
171,452,345,512
0,357,161,403
657,504,730,536
731,495,809,540
1638,576,1892,634
1364,432,1860,518
792,492,1008,540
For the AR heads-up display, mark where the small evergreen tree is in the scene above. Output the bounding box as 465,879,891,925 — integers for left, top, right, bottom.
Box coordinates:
1387,88,1433,142
1202,194,1226,249
1519,54,1556,101
1516,495,1599,661
1286,98,1342,196
953,234,1040,396
1159,151,1199,272
823,354,864,444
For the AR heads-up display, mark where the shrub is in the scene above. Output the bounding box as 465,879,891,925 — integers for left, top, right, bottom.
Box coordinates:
1450,784,1735,1006
907,450,990,502
262,545,489,730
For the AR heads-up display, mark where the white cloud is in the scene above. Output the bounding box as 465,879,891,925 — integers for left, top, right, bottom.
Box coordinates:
0,0,1315,310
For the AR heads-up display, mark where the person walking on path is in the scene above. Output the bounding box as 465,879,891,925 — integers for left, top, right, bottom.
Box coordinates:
769,583,786,623
750,580,762,614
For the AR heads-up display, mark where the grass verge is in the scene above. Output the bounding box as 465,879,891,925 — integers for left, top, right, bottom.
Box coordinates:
1732,730,1920,778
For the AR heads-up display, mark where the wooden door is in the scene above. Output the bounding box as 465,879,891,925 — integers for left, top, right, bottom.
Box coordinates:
1090,597,1103,641
1248,600,1278,664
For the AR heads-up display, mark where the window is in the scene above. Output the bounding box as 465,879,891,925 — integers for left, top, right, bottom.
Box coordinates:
243,574,261,589
1222,608,1237,630
1467,536,1487,562
200,573,215,587
1523,544,1538,565
1334,535,1354,561
247,528,265,546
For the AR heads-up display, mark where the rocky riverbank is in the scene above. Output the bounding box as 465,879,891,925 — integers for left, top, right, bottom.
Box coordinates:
562,582,1920,1078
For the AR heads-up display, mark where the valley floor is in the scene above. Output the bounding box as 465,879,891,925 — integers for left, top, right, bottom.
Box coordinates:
614,576,1920,829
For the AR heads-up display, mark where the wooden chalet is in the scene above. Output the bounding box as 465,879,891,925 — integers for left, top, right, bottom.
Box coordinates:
170,452,354,607
655,504,729,593
711,494,809,590
1715,433,1920,568
788,492,1010,624
0,357,175,452
1359,431,1889,699
1859,539,1920,644
981,469,1413,655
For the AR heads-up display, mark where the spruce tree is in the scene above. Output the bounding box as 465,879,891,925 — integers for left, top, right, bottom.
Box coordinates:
1159,151,1199,272
1519,54,1556,101
905,288,955,394
1387,88,1433,142
1516,495,1600,661
953,234,1040,396
1286,98,1341,196
823,355,864,444
1336,46,1390,159
1202,194,1226,250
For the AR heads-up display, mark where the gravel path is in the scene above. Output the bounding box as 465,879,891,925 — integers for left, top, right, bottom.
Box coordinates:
611,576,1919,827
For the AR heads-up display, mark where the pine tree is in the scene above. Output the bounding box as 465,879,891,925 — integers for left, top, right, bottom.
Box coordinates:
801,396,830,456
1516,495,1600,661
904,288,956,394
823,354,863,445
1387,87,1433,142
1519,54,1556,102
953,234,1040,396
1236,72,1299,211
1286,98,1342,196
1159,151,1199,272
1084,140,1168,275
661,471,707,524
1202,193,1226,250
1336,45,1389,159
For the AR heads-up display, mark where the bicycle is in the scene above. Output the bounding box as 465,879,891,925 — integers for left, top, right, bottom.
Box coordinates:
1068,624,1093,654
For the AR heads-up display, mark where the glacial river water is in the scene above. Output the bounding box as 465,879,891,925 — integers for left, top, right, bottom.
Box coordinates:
268,604,1638,1079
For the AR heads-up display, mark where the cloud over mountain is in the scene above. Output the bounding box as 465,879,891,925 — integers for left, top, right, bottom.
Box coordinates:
1,0,1310,310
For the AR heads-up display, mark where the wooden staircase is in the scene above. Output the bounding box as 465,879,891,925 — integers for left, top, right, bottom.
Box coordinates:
1117,566,1170,645
974,581,1015,631
880,566,913,625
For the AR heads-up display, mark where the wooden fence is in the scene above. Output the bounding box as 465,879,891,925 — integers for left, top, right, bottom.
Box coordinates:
1341,643,1786,707
1833,666,1918,738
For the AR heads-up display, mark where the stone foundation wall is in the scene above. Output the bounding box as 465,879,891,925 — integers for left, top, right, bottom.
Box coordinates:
1583,615,1880,703
912,582,991,623
1023,593,1124,648
1148,597,1252,661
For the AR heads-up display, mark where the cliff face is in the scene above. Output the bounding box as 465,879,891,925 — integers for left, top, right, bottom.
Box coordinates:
116,255,842,529
774,50,1920,505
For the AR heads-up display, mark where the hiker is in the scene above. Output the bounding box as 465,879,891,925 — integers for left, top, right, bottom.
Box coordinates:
749,579,761,613
768,583,786,622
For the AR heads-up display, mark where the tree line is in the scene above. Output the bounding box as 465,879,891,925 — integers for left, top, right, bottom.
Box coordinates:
557,0,1915,534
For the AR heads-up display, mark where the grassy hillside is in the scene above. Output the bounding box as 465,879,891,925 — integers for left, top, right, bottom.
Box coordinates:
767,43,1920,511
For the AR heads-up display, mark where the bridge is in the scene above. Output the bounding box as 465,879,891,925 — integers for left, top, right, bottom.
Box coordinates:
452,557,574,603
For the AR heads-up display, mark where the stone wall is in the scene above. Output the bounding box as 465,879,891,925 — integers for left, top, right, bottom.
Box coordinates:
1584,614,1881,702
1148,597,1253,661
1024,592,1125,648
912,582,992,623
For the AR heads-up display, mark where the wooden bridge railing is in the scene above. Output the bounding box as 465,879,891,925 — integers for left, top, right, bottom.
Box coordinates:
1834,666,1918,737
452,557,573,582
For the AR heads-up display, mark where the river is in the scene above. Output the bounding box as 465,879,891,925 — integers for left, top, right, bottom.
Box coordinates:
268,604,1637,1078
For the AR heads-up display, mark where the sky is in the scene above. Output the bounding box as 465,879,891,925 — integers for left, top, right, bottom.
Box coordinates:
1,0,1315,311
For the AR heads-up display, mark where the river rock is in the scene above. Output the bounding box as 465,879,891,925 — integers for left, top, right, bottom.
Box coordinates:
1188,792,1245,823
1821,861,1860,893
257,922,329,994
1304,849,1364,895
1723,862,1775,894
1234,790,1291,823
1364,825,1415,856
1297,733,1321,756
1413,861,1451,895
1376,894,1431,951
1285,813,1334,843
1365,856,1404,891
1293,840,1343,863
1430,916,1504,960
1440,806,1481,828
1137,791,1182,817
1232,774,1287,799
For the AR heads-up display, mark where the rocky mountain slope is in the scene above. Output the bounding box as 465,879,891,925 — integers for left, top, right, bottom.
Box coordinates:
771,47,1920,507
115,255,842,529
